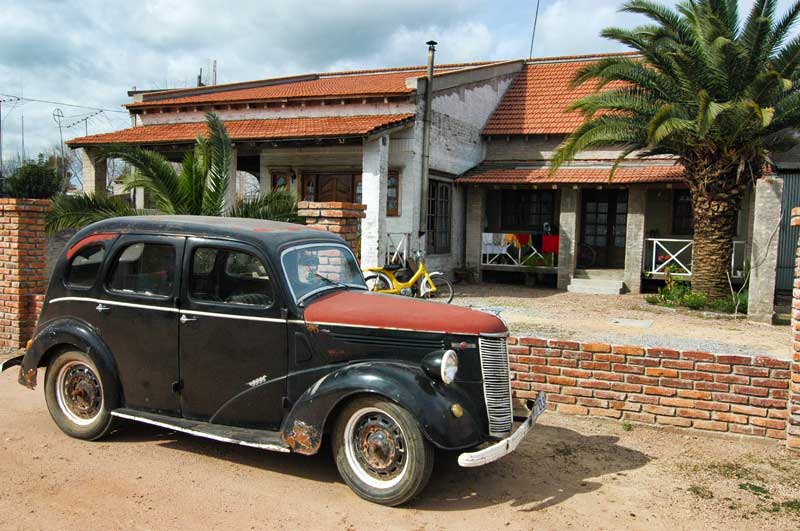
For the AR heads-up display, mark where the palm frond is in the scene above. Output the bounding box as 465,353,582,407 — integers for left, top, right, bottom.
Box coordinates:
46,193,153,234
227,191,299,222
202,112,233,216
101,145,183,214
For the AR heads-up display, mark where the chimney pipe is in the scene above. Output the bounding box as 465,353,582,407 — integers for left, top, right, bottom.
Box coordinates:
418,40,437,241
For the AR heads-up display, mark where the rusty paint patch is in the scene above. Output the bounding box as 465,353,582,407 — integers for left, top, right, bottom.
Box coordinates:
19,366,37,389
281,420,321,455
305,323,320,334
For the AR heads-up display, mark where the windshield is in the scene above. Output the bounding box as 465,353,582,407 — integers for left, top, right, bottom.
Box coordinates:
281,243,366,304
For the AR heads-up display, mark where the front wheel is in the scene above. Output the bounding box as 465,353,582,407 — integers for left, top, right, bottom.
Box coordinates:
364,272,392,292
332,398,434,506
420,274,454,303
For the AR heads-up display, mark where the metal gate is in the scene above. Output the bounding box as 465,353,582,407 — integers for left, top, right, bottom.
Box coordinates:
777,171,800,291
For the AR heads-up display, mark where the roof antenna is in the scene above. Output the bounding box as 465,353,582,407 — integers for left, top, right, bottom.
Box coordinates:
528,0,541,59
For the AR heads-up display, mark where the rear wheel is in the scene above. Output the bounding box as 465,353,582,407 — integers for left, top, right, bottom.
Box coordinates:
45,350,119,440
364,272,392,292
420,273,454,303
332,397,434,506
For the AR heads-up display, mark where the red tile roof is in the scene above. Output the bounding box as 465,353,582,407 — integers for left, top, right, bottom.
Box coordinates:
458,164,683,185
128,62,497,109
67,114,414,147
483,55,634,135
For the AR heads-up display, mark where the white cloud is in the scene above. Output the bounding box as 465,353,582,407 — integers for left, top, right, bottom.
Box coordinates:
1,0,799,162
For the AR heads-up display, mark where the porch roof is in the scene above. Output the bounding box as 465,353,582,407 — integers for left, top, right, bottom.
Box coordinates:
457,163,684,185
66,114,415,148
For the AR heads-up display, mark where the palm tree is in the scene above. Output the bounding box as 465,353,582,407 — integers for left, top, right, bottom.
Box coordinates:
47,112,298,233
551,0,800,300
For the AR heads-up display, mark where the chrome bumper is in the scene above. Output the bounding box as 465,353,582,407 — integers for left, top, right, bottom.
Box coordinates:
0,355,23,373
458,391,547,467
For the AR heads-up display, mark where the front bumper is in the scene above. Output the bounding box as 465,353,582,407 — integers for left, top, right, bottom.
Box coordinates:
458,391,547,467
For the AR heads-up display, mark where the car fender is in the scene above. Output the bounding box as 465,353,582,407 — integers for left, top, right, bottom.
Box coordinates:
19,317,122,407
279,361,484,455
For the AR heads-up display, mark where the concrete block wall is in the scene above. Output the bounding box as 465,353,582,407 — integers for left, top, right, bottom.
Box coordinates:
509,336,791,442
787,207,800,449
0,199,51,349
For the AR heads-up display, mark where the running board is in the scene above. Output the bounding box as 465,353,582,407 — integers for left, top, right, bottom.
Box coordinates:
111,408,290,453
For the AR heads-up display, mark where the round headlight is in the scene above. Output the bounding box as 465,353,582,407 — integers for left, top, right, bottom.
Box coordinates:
441,350,459,384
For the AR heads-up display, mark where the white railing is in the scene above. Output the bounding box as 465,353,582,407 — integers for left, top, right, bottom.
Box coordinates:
384,232,411,267
644,238,746,278
481,233,550,267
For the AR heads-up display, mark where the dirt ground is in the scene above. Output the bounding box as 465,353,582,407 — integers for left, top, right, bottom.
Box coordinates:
1,369,798,531
453,283,792,359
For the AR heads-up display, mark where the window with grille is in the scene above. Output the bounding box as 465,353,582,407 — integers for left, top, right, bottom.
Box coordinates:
426,180,452,255
672,189,693,235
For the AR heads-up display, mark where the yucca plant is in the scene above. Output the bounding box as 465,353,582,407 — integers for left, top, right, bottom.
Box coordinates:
47,112,298,233
552,0,800,299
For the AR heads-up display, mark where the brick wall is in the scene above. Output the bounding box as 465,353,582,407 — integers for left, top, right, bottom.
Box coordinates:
788,207,800,449
509,337,790,441
0,199,51,349
297,201,366,257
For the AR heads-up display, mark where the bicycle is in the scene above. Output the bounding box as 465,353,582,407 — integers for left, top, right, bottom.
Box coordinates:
364,250,454,303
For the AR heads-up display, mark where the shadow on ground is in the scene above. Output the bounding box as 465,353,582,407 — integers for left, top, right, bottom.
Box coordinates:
105,420,649,511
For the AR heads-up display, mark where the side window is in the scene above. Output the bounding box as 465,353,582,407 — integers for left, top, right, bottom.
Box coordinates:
190,247,273,307
107,242,176,297
65,245,106,289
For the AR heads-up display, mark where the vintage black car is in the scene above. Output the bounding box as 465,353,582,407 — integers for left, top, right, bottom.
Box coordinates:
1,216,546,505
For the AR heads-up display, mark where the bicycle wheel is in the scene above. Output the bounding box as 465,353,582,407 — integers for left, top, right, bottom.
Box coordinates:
420,274,454,303
364,272,392,292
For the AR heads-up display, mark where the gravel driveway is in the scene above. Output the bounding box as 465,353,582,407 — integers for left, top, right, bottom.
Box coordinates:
452,284,792,359
2,369,798,530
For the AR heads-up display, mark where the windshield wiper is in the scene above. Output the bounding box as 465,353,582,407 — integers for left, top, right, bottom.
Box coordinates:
314,272,349,289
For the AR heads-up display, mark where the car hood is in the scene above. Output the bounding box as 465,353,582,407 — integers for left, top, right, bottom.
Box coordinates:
302,290,507,336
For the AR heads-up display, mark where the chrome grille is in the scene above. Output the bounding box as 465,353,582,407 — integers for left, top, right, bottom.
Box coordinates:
478,335,513,436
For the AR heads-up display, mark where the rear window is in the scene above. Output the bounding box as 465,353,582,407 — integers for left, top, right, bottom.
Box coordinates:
65,245,106,289
107,242,176,297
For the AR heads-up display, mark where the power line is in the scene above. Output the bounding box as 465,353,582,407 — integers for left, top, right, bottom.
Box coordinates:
0,93,127,113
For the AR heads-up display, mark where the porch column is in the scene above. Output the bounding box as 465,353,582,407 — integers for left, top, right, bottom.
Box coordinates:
748,175,783,323
259,151,271,194
623,188,646,293
465,186,485,280
225,146,238,211
134,187,145,209
360,135,389,268
557,188,579,290
81,148,107,195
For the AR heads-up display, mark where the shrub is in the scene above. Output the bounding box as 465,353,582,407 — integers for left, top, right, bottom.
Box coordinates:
682,292,708,310
5,155,62,199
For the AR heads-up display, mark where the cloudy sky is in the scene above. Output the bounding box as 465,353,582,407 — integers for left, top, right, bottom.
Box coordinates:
0,0,796,161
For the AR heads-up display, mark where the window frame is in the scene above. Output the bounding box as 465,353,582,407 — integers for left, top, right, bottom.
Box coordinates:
387,170,401,217
672,189,694,236
186,243,276,310
103,237,180,301
63,244,108,291
280,242,366,306
426,179,452,255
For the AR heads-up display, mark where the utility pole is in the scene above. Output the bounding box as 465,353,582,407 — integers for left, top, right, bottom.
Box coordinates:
529,0,541,59
21,114,25,161
53,108,65,189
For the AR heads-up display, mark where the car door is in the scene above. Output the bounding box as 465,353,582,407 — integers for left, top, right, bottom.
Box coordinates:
178,238,288,429
97,234,184,414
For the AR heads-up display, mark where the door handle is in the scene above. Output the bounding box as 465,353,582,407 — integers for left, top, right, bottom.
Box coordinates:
95,304,110,313
180,314,197,324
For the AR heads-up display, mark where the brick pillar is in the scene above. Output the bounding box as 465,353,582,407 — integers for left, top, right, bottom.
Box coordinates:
297,201,366,258
789,207,800,449
0,199,51,349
